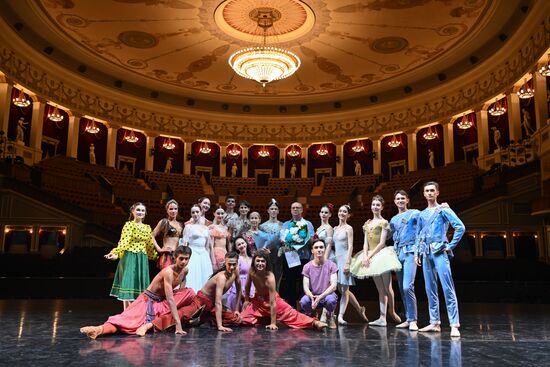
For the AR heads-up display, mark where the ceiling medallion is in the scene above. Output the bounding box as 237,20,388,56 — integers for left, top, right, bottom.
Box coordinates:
258,145,270,157
124,130,139,143
516,79,534,99
162,137,176,150
199,142,212,154
85,119,100,134
351,141,365,153
227,144,241,157
12,89,31,107
287,145,300,157
47,106,64,122
457,115,473,130
423,126,438,140
316,144,328,156
488,99,506,116
228,8,300,87
387,135,401,148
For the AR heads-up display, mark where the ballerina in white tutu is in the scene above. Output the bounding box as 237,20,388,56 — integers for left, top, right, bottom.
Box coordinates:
350,195,401,326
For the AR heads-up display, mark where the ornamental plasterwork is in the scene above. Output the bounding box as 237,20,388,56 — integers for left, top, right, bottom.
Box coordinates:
0,15,548,144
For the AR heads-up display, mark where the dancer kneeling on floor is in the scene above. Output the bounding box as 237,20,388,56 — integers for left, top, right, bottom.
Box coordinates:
143,251,242,333
80,246,195,339
240,249,327,330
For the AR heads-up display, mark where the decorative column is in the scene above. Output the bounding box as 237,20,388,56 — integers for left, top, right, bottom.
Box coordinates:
183,140,191,175
533,70,548,129
506,91,522,142
66,113,81,158
372,137,381,175
145,132,157,171
29,98,46,163
301,144,308,178
0,80,13,134
406,130,417,172
476,108,489,160
336,142,344,177
278,144,286,178
242,145,249,178
106,123,119,168
443,121,454,165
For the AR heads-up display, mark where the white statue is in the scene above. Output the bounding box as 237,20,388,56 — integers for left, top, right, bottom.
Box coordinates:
491,127,502,151
521,108,534,136
428,149,435,169
89,144,96,165
231,163,237,177
16,117,28,145
354,160,361,176
290,163,297,178
164,157,173,173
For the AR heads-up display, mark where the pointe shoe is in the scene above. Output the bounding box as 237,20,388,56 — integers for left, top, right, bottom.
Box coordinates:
419,324,441,332
360,306,369,323
396,321,409,329
328,316,337,329
409,321,418,331
337,315,348,325
368,318,387,327
450,327,461,338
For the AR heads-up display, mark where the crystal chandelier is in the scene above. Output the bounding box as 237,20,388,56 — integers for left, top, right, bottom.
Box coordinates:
162,138,175,150
227,144,241,157
516,79,534,99
488,99,506,116
258,146,270,157
85,119,100,134
199,142,211,154
228,10,300,87
12,89,31,107
456,115,473,130
351,141,365,153
47,106,64,122
538,54,550,76
124,130,139,143
423,126,438,140
287,145,300,157
387,135,401,148
316,144,328,156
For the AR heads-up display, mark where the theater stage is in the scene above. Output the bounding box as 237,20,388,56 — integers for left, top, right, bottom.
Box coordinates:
1,300,548,366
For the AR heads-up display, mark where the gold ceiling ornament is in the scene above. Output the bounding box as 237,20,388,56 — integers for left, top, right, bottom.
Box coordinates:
488,98,506,116
12,88,31,107
387,134,401,148
516,78,534,99
423,125,438,140
162,137,176,150
124,130,139,143
228,7,300,87
85,118,100,134
47,105,64,122
456,114,473,130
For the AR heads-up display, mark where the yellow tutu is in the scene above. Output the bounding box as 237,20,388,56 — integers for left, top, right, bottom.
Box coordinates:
350,246,402,279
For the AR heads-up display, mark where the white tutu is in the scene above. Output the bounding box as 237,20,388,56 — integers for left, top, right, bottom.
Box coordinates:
350,246,402,279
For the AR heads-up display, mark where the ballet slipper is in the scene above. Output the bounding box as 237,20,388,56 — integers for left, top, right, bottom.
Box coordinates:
359,306,369,323
328,316,337,329
80,326,103,340
419,323,441,332
136,322,153,337
450,327,461,338
408,321,419,331
395,321,409,329
313,320,328,330
368,318,387,327
390,313,402,323
337,315,348,325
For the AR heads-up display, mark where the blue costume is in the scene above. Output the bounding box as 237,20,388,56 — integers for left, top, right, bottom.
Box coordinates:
390,209,420,323
415,205,465,327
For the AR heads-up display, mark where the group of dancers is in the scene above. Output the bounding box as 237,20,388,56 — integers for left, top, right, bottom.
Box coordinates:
80,180,465,339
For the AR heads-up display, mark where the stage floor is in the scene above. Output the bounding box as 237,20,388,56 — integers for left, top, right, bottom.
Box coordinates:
1,300,548,366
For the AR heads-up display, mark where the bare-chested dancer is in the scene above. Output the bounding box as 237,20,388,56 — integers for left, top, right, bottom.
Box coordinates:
143,251,242,333
240,250,327,330
80,246,195,339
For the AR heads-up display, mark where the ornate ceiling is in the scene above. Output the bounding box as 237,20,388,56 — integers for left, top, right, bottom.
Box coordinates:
0,0,548,143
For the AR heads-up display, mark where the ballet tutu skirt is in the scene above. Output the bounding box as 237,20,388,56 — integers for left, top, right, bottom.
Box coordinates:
350,247,402,279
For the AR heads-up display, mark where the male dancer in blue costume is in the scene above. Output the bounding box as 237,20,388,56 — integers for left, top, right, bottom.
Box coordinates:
415,181,465,338
390,190,420,331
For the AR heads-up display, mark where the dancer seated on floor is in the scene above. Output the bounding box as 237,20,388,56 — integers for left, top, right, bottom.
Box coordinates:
80,246,195,339
300,239,338,329
240,250,328,331
142,251,242,333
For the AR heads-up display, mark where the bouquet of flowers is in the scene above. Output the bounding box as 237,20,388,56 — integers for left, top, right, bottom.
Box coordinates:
282,219,310,250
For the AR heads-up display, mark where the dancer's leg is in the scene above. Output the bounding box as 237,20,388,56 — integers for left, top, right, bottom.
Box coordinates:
337,284,349,325
381,272,401,323
369,276,387,326
347,289,368,322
